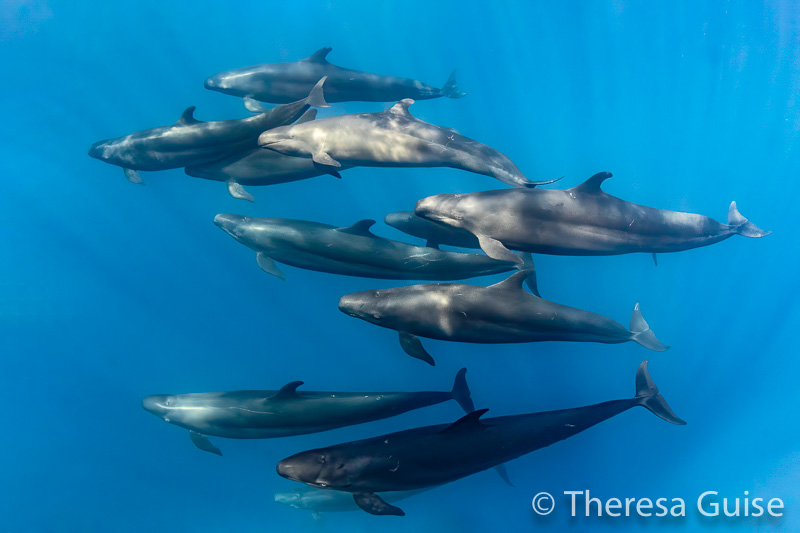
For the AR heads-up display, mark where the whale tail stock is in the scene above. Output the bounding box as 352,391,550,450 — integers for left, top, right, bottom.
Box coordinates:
728,201,771,237
451,368,475,413
634,361,686,425
441,70,466,99
629,303,669,352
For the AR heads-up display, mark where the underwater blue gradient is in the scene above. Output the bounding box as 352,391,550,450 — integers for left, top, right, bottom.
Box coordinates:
1,1,798,531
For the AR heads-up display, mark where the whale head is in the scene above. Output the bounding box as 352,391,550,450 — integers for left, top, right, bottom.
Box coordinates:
258,127,315,158
142,394,174,421
414,193,469,229
88,138,127,167
383,211,418,232
337,289,397,326
277,447,390,492
204,64,278,98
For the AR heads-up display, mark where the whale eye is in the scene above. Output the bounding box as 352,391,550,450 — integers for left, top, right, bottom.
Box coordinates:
337,463,345,470
318,455,326,464
165,399,170,406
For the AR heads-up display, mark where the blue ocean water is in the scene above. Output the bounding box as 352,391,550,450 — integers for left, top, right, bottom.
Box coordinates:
1,1,797,531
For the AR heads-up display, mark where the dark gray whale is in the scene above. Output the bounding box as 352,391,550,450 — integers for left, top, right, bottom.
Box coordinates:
88,78,328,193
213,214,527,282
414,172,771,265
338,268,666,365
384,211,480,249
277,362,685,516
204,46,465,104
142,369,473,455
258,99,557,188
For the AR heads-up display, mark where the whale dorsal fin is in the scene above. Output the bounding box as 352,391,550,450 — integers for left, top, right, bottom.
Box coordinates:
176,106,199,125
272,381,304,399
488,270,539,296
336,219,377,237
571,171,613,194
384,99,415,117
443,409,489,433
302,47,332,63
295,109,317,124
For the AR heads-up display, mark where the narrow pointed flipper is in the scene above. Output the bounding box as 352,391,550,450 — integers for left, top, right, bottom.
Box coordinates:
312,162,342,178
518,252,540,296
475,234,522,265
494,464,514,487
256,252,286,280
243,96,269,113
123,168,144,185
651,253,658,266
189,431,222,456
353,493,405,516
227,181,254,202
399,331,435,366
312,151,341,168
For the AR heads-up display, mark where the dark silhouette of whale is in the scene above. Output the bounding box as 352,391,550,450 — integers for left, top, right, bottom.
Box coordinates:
277,362,685,516
258,99,558,188
338,268,666,365
142,369,473,456
88,78,327,196
384,211,480,249
414,171,771,265
204,46,465,104
213,214,530,282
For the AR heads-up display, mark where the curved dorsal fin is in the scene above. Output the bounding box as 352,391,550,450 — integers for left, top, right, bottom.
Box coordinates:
488,270,538,295
571,171,613,194
303,47,332,63
443,409,489,433
384,99,415,117
336,219,377,237
272,381,304,399
176,106,198,125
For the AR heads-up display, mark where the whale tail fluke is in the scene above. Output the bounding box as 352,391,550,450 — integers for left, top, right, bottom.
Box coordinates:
728,201,771,237
629,303,669,352
441,70,466,99
306,77,330,108
451,367,475,414
634,361,686,425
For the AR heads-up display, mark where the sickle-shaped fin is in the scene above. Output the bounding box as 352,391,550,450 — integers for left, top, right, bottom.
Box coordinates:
385,98,415,117
353,492,405,516
336,219,377,236
451,367,474,413
272,380,304,399
227,180,254,202
243,96,269,114
517,252,540,296
123,168,144,185
176,106,199,125
189,431,222,456
475,234,522,265
494,464,514,487
488,269,538,295
441,70,466,99
629,303,668,351
443,408,489,433
257,252,286,280
571,171,613,194
303,46,332,63
311,151,341,168
312,162,342,178
651,253,658,266
634,361,686,425
399,331,435,366
295,108,317,124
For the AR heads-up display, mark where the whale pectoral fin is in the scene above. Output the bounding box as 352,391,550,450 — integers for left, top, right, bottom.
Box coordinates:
295,108,317,124
353,493,405,516
494,464,514,487
425,240,440,250
256,252,286,280
651,253,658,266
227,181,255,202
475,234,522,265
189,431,222,456
123,168,144,185
399,331,435,366
311,151,341,168
312,162,342,178
243,96,268,114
